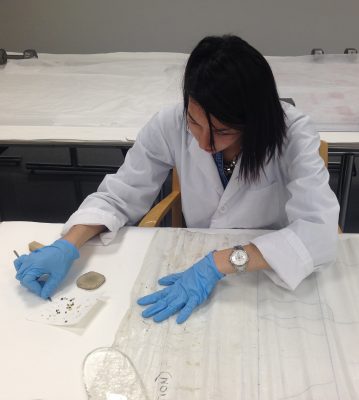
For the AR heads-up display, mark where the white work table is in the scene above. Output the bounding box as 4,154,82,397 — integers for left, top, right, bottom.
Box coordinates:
0,222,157,400
1,221,359,399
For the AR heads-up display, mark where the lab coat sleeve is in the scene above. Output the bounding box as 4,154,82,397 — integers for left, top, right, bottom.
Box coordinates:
251,112,340,290
62,110,175,244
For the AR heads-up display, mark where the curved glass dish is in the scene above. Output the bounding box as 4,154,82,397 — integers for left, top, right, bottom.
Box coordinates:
82,347,149,400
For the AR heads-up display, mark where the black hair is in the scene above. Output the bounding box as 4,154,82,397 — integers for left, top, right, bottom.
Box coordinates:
183,35,286,182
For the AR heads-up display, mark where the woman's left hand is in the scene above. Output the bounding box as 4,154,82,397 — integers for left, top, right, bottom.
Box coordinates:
137,252,224,324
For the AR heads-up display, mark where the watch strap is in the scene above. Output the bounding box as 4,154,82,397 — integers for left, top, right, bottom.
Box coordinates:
230,245,249,273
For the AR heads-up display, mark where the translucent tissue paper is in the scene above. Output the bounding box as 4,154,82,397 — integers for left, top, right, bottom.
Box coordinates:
84,230,359,399
83,347,149,400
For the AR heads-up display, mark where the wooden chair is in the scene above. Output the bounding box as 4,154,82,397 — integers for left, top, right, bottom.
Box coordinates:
139,168,182,228
139,140,336,229
319,140,328,169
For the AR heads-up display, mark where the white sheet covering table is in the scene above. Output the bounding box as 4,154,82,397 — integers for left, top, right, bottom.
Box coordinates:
111,229,359,400
1,222,359,399
0,53,359,144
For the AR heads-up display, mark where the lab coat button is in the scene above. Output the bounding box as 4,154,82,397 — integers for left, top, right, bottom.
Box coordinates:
220,206,227,213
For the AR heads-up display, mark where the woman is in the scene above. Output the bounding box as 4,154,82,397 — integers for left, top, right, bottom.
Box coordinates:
14,35,339,324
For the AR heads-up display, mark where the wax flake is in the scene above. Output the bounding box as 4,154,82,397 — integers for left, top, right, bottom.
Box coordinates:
27,292,100,326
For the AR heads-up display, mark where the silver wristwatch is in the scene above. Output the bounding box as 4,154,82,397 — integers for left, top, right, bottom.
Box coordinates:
229,245,249,273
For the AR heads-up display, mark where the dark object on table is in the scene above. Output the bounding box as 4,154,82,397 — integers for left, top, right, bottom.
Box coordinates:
0,49,38,65
0,49,7,65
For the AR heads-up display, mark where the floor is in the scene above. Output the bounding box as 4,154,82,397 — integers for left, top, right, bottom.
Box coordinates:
0,146,358,232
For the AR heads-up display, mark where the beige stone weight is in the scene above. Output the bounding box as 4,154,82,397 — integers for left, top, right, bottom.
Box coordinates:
76,271,106,290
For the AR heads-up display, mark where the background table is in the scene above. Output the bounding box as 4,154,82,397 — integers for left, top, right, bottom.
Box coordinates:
1,53,359,230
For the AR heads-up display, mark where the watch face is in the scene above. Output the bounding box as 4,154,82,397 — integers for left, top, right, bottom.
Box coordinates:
230,250,249,266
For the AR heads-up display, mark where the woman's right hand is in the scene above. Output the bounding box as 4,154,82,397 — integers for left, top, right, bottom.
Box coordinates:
14,239,79,299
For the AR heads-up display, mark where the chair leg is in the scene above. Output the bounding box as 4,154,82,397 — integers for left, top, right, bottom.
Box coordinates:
171,198,182,227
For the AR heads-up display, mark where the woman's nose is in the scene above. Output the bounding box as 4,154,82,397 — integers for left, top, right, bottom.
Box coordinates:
198,131,211,151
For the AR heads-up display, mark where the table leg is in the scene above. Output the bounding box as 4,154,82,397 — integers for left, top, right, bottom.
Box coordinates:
338,154,355,231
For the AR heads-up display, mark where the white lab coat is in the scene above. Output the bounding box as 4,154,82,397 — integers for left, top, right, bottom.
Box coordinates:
63,101,339,290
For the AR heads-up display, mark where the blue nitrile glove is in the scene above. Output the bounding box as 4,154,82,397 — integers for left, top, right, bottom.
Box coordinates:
13,239,79,299
137,252,224,324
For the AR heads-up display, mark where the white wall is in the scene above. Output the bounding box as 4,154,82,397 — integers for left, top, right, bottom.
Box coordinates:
0,0,358,55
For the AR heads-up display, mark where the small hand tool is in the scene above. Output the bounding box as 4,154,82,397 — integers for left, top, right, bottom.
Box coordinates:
13,249,52,301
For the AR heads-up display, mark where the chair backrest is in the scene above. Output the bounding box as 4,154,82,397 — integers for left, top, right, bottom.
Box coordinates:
319,140,328,168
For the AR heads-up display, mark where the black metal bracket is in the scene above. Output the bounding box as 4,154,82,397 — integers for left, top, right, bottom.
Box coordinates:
344,48,358,54
0,49,38,65
311,48,325,55
0,49,7,65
